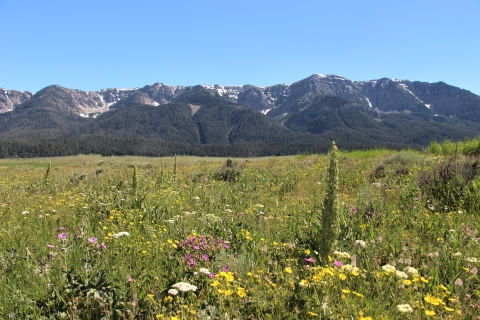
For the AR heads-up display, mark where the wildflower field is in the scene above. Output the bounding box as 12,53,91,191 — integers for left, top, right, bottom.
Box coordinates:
0,144,479,319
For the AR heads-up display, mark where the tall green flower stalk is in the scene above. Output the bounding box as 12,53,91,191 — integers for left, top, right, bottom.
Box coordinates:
318,141,340,263
43,161,52,183
132,164,138,192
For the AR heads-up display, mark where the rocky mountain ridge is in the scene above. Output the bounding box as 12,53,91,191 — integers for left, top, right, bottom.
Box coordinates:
3,74,478,120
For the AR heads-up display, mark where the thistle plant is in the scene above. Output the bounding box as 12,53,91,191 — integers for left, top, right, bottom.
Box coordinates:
318,141,340,263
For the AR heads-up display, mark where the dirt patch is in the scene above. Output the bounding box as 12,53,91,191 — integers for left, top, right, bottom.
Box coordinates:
189,104,201,115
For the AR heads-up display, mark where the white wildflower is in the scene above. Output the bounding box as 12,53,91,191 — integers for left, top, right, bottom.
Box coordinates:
112,232,130,238
404,266,418,275
172,281,197,292
395,270,408,279
198,268,211,275
466,257,478,263
382,264,396,273
168,288,178,296
396,304,413,313
354,240,366,248
333,251,351,259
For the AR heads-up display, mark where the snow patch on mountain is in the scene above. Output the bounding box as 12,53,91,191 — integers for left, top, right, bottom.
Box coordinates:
398,83,431,109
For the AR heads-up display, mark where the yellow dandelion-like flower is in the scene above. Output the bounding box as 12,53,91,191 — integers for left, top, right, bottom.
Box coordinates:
147,294,154,299
224,289,233,296
445,306,454,312
305,249,311,255
424,295,445,306
353,291,364,298
359,317,372,320
307,311,319,317
338,273,347,280
403,279,412,286
210,280,220,287
341,289,351,294
285,267,293,274
425,309,436,316
237,287,246,298
299,279,309,287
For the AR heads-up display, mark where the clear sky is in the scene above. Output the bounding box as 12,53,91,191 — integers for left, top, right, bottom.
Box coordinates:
1,0,479,94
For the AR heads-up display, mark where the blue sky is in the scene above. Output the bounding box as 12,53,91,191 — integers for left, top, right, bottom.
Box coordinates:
1,0,479,94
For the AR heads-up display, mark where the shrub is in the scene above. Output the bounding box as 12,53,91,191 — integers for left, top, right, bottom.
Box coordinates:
418,156,479,211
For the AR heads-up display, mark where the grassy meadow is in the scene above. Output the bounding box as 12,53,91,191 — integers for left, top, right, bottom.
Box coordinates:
0,145,479,319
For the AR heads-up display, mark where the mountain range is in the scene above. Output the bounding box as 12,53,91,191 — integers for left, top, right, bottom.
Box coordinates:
1,74,479,157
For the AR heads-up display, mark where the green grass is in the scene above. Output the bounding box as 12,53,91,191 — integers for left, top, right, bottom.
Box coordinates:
0,149,479,319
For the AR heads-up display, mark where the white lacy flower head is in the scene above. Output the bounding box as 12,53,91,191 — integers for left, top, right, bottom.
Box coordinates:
382,264,396,273
168,288,179,296
198,268,211,275
112,231,130,238
172,281,198,292
396,304,413,313
354,240,366,248
452,252,462,257
404,266,418,275
466,257,478,263
395,270,408,279
333,251,351,259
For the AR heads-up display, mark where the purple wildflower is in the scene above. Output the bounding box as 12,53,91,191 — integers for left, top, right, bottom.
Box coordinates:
193,245,200,250
101,242,107,250
58,227,67,231
88,237,98,243
201,253,209,261
304,257,315,263
208,273,216,279
47,244,55,249
222,265,230,272
334,261,343,267
185,254,197,268
57,233,67,240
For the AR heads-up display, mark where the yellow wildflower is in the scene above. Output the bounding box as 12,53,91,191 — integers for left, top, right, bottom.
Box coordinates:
307,311,318,317
284,267,293,274
403,279,412,286
424,309,436,316
237,287,246,298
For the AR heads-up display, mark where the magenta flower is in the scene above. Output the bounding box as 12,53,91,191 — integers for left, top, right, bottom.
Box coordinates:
304,257,315,263
334,261,343,267
222,265,230,272
57,233,67,240
58,227,67,231
101,242,107,250
88,237,98,243
47,244,55,249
